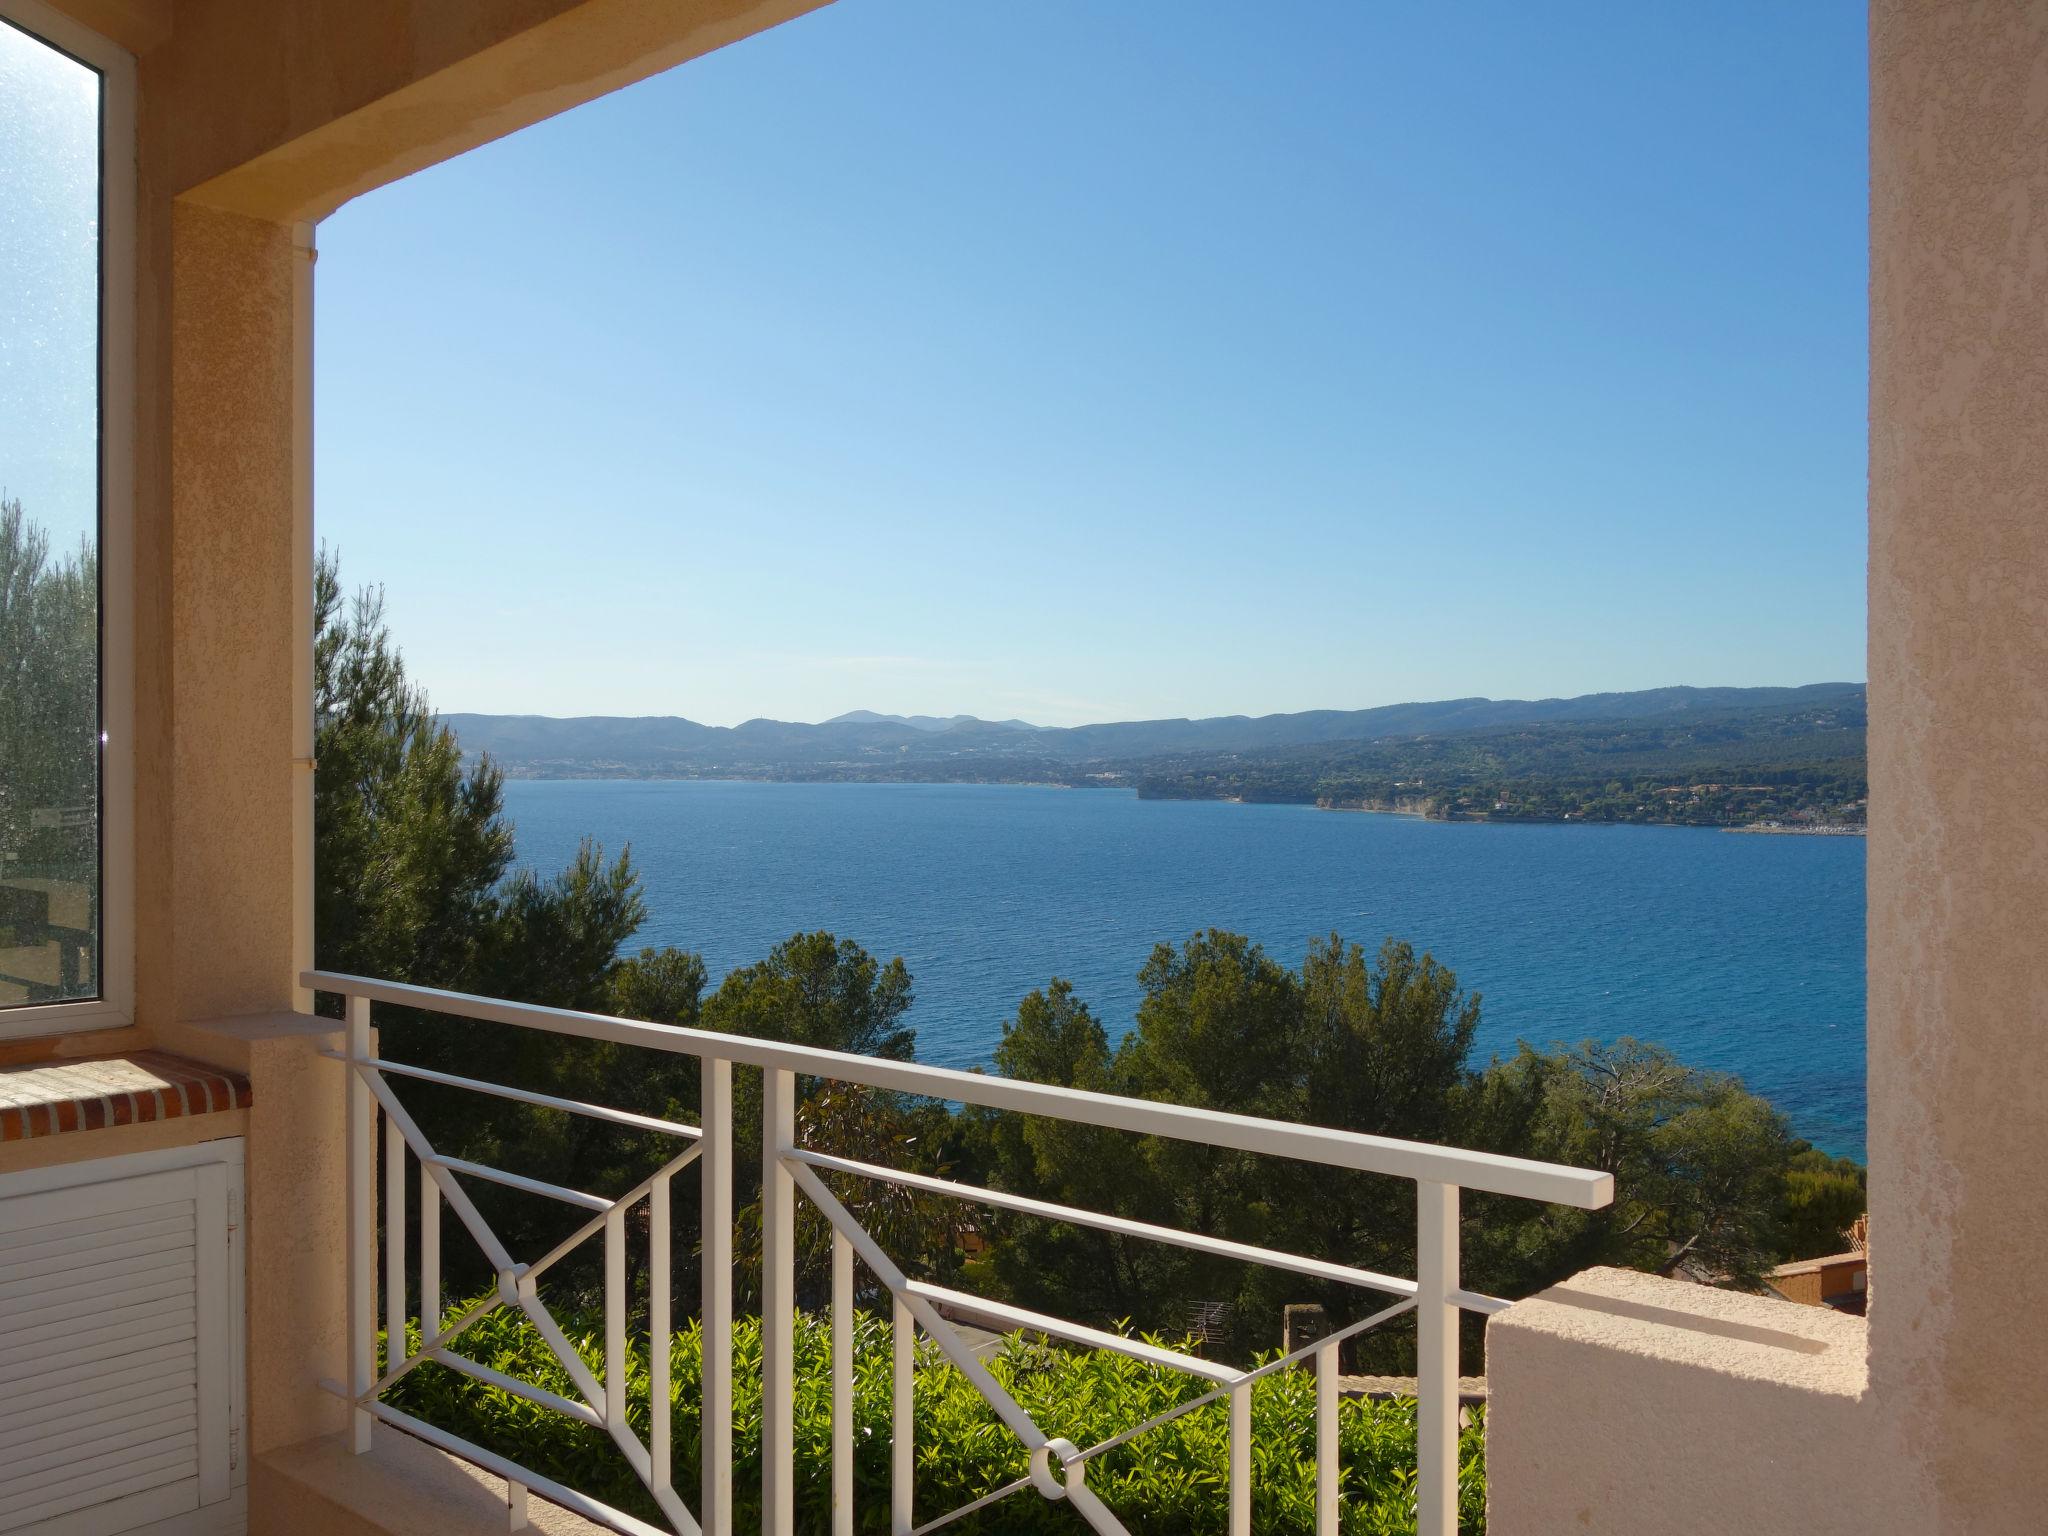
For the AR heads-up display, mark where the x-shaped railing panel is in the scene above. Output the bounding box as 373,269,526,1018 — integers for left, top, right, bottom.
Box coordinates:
328,1013,727,1536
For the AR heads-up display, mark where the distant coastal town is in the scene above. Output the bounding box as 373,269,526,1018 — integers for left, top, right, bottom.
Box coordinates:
1724,823,1868,836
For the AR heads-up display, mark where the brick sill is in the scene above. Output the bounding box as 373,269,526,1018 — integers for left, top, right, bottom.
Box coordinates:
0,1050,251,1140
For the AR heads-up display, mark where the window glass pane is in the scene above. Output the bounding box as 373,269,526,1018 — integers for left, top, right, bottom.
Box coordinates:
0,18,102,1007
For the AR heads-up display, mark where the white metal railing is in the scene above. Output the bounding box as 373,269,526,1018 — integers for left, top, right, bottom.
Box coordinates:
306,969,1612,1536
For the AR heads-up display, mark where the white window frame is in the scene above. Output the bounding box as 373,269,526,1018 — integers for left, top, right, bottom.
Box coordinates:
0,0,136,1041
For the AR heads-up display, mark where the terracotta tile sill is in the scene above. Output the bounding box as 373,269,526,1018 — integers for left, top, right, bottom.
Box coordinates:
0,1050,252,1140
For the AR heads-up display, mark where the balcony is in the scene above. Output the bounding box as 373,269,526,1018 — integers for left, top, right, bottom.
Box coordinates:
1,1,2045,1533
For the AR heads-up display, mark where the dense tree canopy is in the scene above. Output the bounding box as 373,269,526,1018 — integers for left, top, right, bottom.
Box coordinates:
1456,1040,1812,1296
0,500,99,1001
704,932,915,1060
952,933,1844,1368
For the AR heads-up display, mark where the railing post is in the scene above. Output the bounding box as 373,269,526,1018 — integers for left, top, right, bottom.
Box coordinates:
832,1229,854,1536
702,1058,733,1536
651,1169,672,1504
1228,1380,1251,1536
420,1158,440,1341
1316,1338,1339,1536
1415,1180,1460,1536
762,1067,796,1536
384,1113,407,1376
604,1202,627,1436
891,1292,913,1536
345,993,374,1452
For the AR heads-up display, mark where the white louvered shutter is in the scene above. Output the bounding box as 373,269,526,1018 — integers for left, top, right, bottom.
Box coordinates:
0,1160,237,1536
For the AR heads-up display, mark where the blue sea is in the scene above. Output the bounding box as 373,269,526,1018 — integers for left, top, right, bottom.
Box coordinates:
501,780,1867,1161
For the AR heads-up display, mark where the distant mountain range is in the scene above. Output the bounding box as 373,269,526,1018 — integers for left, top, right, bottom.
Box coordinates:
824,711,1040,733
443,683,1867,783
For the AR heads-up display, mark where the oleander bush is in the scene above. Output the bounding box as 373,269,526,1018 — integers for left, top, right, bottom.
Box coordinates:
384,1299,1485,1534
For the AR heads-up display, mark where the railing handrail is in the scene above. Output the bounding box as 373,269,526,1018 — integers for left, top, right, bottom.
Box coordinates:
304,967,1612,1206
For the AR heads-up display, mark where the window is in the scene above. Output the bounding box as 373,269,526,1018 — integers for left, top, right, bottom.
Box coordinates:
0,0,132,1036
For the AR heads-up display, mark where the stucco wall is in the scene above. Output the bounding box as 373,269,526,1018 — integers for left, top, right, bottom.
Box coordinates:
224,1019,352,1457
256,1426,613,1536
1487,1269,1873,1535
1868,0,2048,1525
165,204,300,1025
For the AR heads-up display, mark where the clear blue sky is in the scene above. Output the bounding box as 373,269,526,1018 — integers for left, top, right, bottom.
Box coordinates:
1,19,99,553
314,1,1868,728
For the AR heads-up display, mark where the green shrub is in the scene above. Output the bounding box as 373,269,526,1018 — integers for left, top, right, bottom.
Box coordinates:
384,1299,1484,1534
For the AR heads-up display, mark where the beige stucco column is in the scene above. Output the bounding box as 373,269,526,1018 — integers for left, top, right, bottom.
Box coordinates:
166,206,300,1025
164,201,348,1458
1867,0,2048,1522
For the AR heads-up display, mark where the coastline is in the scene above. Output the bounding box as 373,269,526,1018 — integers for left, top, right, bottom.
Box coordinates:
1722,824,1868,837
1313,799,1866,835
496,774,1868,835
